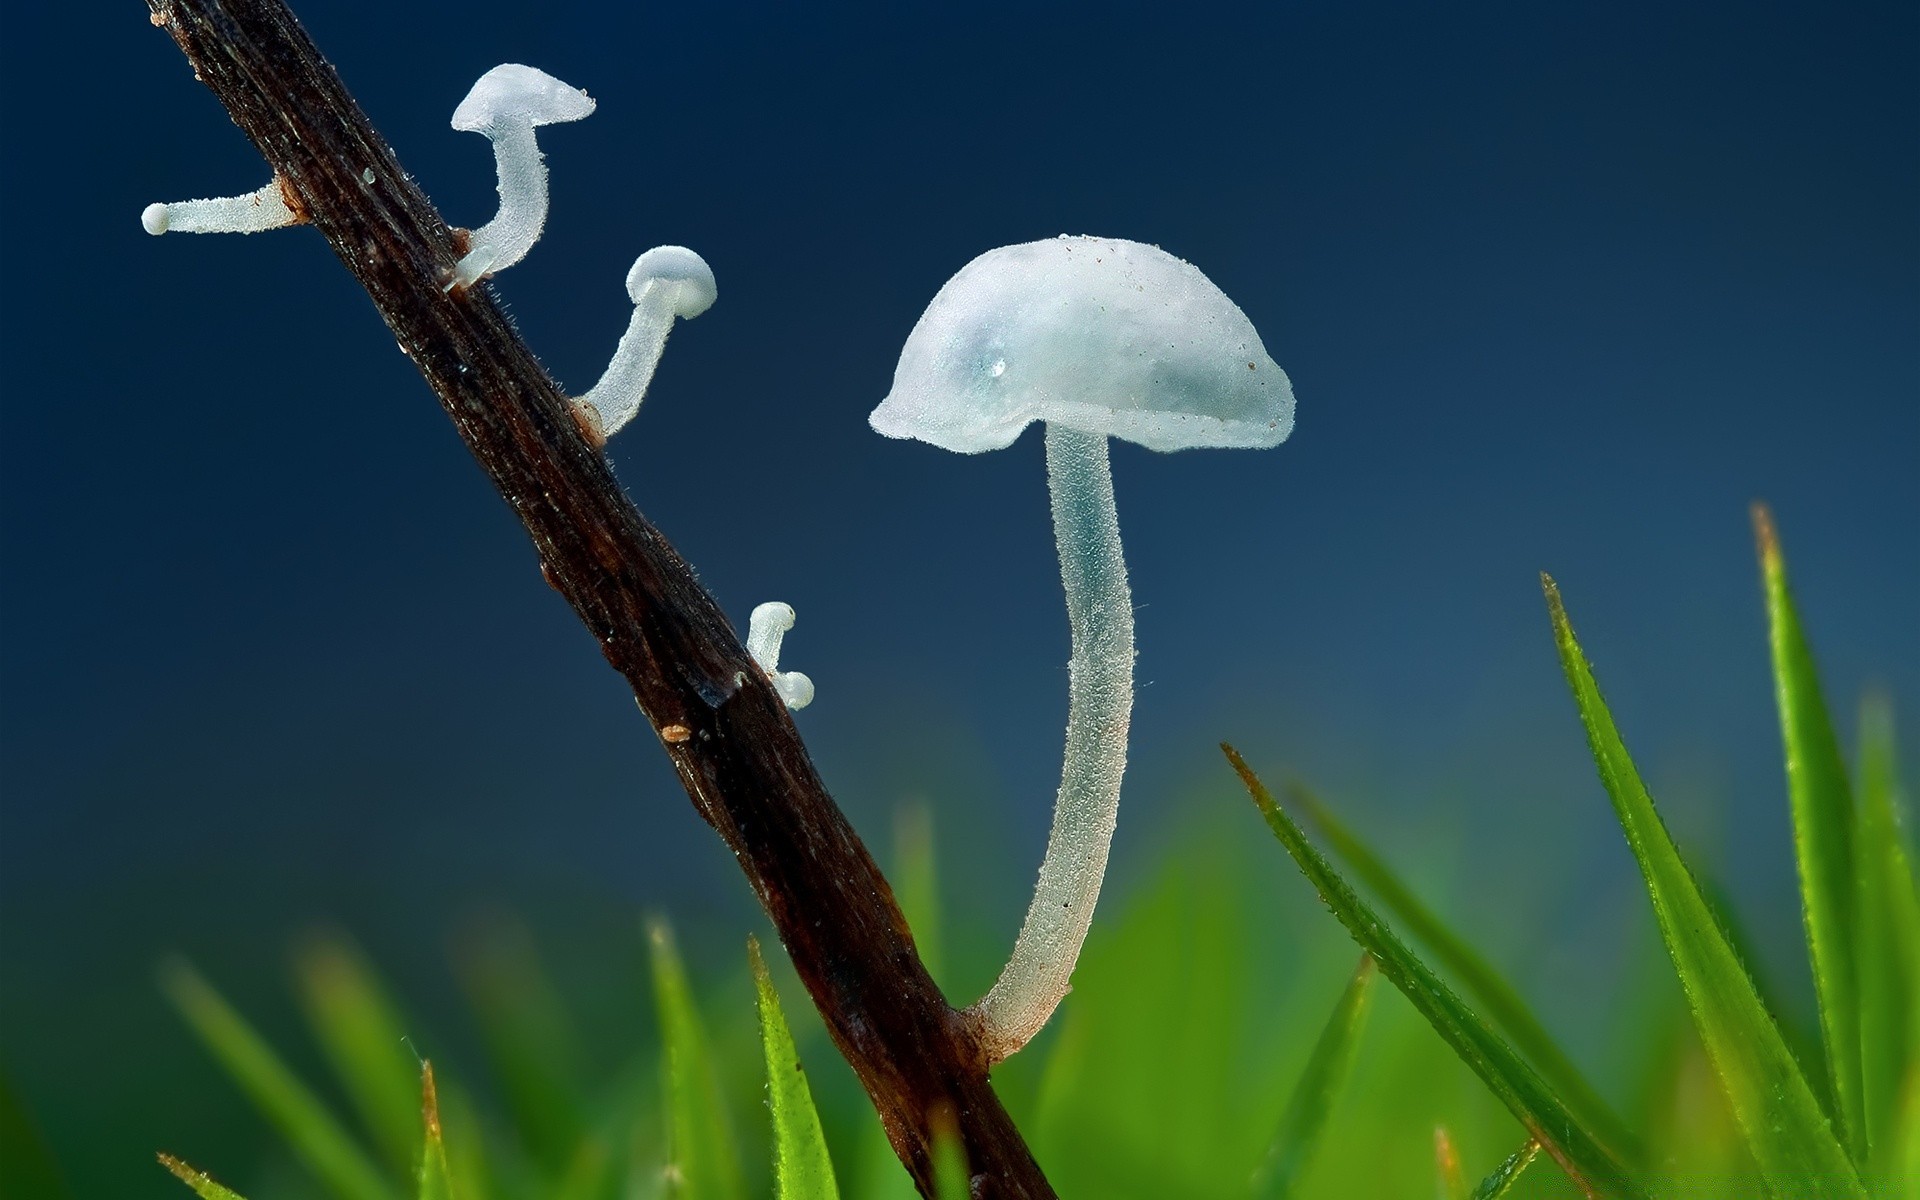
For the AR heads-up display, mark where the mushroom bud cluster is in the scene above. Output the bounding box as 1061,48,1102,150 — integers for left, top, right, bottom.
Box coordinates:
140,62,806,706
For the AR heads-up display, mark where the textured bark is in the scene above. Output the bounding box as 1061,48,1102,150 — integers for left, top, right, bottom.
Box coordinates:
143,1,1054,1194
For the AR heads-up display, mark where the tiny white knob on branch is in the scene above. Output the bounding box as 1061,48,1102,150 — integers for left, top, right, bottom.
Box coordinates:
747,601,815,710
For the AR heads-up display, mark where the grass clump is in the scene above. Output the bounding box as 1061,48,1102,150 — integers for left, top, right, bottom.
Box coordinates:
154,507,1912,1197
1229,506,1909,1196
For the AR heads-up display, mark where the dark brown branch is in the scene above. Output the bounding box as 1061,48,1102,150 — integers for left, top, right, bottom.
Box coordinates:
143,1,1053,1194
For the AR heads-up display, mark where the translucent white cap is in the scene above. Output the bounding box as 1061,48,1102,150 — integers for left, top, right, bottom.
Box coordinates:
870,235,1295,454
451,64,595,132
628,246,717,318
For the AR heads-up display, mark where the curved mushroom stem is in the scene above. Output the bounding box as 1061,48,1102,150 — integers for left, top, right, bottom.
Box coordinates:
965,423,1133,1063
575,278,678,438
451,120,547,288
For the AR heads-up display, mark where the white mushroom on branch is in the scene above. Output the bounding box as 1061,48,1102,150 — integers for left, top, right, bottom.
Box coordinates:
870,234,1295,1064
447,64,595,290
573,246,717,442
141,177,303,236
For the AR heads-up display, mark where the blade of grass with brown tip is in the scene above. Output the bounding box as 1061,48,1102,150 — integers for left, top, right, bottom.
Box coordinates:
161,961,396,1200
1544,574,1864,1196
1289,782,1640,1164
417,1063,452,1200
1468,1140,1540,1200
1224,746,1646,1198
158,1154,251,1200
1252,952,1378,1199
750,937,841,1200
1754,503,1865,1159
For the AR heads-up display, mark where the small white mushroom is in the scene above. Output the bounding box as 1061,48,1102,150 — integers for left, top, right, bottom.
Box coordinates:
141,177,302,236
746,601,814,710
447,64,595,289
573,246,717,441
872,234,1295,1064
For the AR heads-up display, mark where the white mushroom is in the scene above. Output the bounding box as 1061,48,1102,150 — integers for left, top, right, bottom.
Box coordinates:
573,246,717,441
871,234,1294,1064
140,177,302,236
447,64,595,289
746,601,814,710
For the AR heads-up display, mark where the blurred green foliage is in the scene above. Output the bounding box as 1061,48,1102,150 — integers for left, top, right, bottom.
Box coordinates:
19,512,1907,1199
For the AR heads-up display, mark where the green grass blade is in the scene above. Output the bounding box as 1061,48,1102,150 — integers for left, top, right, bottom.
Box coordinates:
454,919,587,1175
748,937,841,1200
1544,574,1865,1196
929,1108,969,1200
1290,782,1641,1164
1694,870,1822,1078
1223,746,1647,1198
295,932,422,1177
1468,1139,1540,1200
1858,694,1919,1172
1252,952,1378,1198
1755,504,1865,1159
417,1063,452,1200
649,919,747,1200
436,1084,495,1200
1027,830,1278,1194
894,803,945,984
161,961,397,1200
158,1154,250,1200
550,1139,615,1200
852,806,945,1200
0,1063,69,1200
1898,1070,1920,1200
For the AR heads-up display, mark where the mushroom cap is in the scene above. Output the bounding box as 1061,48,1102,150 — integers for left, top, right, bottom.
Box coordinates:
451,64,596,132
870,235,1294,454
627,246,718,319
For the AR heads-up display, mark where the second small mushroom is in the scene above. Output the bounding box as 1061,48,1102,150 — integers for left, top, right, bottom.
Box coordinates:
573,246,717,442
871,234,1295,1064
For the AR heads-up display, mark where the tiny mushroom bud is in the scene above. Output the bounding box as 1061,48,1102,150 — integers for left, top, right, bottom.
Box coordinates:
871,234,1294,1064
447,64,595,289
141,177,303,236
746,601,815,711
573,246,717,441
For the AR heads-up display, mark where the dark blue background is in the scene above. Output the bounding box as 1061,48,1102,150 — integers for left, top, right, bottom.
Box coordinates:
2,0,1914,1191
